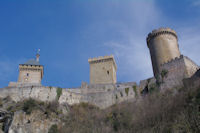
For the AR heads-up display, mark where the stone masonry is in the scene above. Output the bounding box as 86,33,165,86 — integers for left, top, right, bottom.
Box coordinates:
88,55,117,85
147,28,181,77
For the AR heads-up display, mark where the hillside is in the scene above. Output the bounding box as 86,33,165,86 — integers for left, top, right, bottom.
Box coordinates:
0,83,199,133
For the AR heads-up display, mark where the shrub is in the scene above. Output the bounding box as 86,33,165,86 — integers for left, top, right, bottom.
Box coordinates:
56,87,63,100
46,100,59,114
56,86,200,133
23,99,37,114
125,88,129,96
161,69,168,79
48,124,58,133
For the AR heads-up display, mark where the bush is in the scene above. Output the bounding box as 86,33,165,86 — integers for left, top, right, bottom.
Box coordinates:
57,85,200,133
56,87,63,100
23,99,37,114
46,100,59,115
161,69,168,79
48,124,58,133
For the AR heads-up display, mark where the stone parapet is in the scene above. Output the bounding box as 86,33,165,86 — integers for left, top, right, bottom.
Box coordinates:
88,55,117,70
160,55,183,66
146,27,177,47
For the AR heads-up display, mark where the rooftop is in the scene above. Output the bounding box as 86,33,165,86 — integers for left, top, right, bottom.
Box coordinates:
22,59,40,66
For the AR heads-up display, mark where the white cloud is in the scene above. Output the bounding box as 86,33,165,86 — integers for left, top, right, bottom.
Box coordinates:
177,26,200,66
98,0,200,83
100,1,160,83
191,0,200,7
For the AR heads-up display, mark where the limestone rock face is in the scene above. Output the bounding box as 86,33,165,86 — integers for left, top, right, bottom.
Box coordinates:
9,110,59,133
0,87,57,103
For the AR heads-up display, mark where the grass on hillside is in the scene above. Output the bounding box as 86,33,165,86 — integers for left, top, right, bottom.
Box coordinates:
58,86,200,133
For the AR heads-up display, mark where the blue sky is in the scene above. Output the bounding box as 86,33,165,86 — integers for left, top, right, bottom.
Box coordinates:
0,0,200,88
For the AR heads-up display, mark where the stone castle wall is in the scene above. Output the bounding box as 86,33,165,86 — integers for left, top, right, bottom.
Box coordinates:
0,55,199,109
160,55,199,89
0,82,138,109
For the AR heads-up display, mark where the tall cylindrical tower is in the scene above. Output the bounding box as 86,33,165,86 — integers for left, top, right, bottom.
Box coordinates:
147,28,181,77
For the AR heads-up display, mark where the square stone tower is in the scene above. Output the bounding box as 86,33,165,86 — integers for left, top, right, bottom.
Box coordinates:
88,55,117,84
9,52,44,87
18,53,43,85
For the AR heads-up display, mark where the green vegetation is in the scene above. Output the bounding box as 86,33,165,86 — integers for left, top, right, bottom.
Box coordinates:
4,98,60,116
56,87,63,100
132,85,137,97
48,124,58,133
23,99,38,114
125,88,129,96
161,69,168,78
155,75,161,86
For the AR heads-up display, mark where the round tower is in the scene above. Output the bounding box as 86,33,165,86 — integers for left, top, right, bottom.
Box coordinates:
146,28,181,77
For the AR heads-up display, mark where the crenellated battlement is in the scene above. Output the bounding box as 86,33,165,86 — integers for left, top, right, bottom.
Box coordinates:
146,28,178,46
147,27,181,77
161,55,184,66
88,55,117,70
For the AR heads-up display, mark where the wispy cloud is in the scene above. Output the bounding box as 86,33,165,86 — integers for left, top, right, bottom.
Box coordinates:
177,26,200,66
87,0,200,83
97,0,161,82
191,0,200,7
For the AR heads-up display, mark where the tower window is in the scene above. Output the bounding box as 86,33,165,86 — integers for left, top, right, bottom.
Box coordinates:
107,70,109,75
27,73,29,76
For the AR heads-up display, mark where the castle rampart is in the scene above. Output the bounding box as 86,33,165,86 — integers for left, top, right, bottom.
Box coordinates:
160,55,199,89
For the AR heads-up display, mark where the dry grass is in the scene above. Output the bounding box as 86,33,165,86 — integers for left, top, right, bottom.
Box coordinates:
58,86,200,133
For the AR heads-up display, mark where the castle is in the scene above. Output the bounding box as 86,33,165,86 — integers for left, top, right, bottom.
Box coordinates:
1,27,199,109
